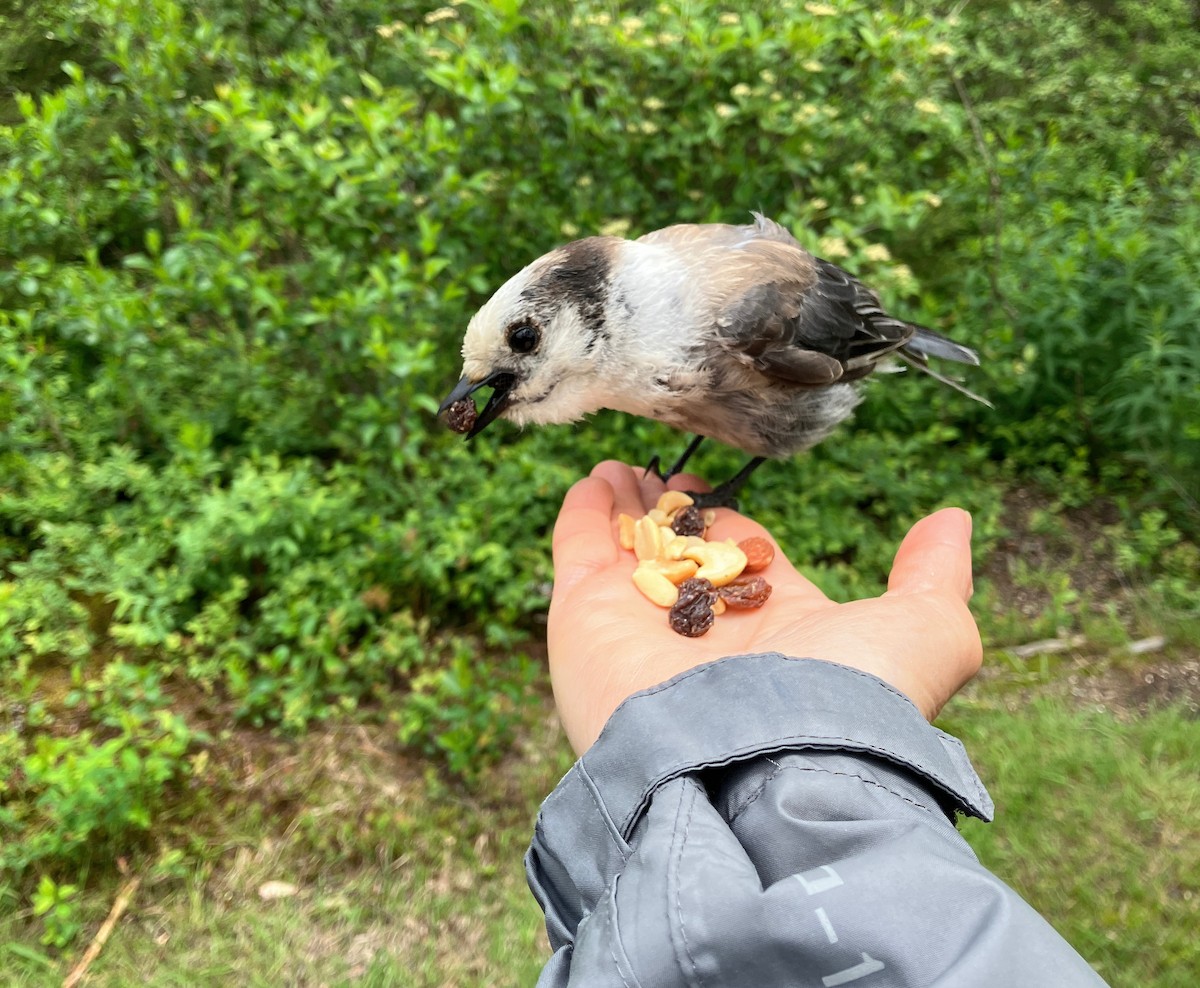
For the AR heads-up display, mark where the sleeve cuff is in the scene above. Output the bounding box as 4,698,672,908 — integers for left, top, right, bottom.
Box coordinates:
526,654,993,949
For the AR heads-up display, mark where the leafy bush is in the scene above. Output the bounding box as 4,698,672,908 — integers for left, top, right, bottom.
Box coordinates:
395,640,539,783
0,662,193,883
0,0,974,724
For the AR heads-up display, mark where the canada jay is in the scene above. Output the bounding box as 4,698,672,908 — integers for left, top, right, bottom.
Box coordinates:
439,213,984,505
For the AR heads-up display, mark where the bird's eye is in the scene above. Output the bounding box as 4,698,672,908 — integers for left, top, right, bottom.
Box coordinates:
507,322,540,354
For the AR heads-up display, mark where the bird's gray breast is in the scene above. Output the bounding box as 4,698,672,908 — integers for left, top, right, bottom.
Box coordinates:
652,360,863,459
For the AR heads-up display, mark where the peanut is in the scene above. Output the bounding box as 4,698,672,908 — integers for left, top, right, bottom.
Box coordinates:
633,515,665,561
618,513,637,551
644,557,700,584
664,534,707,560
737,536,775,571
618,496,772,633
632,563,680,607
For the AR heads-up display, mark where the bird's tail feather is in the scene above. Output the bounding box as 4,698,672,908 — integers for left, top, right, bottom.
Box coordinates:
904,325,980,366
896,351,993,407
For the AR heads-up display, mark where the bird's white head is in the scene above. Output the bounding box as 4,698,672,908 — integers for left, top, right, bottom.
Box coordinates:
439,237,623,436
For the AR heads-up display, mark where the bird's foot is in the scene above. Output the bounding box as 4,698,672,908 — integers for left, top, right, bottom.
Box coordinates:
683,456,767,511
683,488,740,512
643,435,707,484
642,454,668,483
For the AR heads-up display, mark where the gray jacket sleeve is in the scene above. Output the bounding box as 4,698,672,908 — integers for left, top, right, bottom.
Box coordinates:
526,654,1107,987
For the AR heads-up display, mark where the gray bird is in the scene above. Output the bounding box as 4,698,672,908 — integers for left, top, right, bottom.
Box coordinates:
439,213,985,505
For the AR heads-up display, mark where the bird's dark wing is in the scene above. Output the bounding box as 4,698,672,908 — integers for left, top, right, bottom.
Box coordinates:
704,239,914,387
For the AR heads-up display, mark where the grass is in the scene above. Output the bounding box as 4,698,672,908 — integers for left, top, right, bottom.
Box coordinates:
945,698,1200,987
3,861,549,987
0,715,574,987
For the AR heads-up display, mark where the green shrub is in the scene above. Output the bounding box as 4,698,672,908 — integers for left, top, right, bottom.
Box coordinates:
0,662,193,881
932,0,1200,513
31,875,80,949
395,640,539,784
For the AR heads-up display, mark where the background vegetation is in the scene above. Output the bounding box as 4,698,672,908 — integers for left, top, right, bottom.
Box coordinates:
1,0,1197,983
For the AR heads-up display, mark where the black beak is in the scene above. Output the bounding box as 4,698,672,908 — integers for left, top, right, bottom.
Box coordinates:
438,371,518,439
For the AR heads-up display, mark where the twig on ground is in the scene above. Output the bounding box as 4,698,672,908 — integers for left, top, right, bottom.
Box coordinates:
62,876,141,988
1006,634,1086,659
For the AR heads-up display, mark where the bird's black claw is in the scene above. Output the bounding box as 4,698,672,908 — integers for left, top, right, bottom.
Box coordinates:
685,456,766,510
683,489,740,512
664,435,706,480
643,454,668,483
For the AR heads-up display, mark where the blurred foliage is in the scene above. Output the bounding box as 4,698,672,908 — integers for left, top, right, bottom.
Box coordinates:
934,0,1200,505
0,0,1197,917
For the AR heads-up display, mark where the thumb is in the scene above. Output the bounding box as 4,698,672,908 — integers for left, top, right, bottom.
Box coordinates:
886,508,974,601
551,476,620,596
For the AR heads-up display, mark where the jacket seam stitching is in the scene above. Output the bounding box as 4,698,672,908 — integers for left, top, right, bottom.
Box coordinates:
669,783,706,987
607,874,637,988
579,761,631,860
733,761,939,819
724,756,786,826
619,734,970,832
610,940,633,988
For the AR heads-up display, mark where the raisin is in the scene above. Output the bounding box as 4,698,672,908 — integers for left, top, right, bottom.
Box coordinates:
668,592,715,637
675,577,715,603
671,505,706,537
717,575,773,609
736,537,775,572
668,577,716,637
444,398,478,434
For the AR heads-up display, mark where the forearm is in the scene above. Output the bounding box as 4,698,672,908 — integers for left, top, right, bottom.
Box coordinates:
527,655,1107,987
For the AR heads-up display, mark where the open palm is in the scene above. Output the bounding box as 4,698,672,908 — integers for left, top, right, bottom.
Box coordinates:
548,460,982,754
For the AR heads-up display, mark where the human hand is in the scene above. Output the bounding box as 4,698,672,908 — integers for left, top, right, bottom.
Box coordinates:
548,460,982,754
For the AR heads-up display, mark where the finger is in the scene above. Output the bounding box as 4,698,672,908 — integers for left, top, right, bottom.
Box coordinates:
886,508,974,601
636,465,666,510
552,475,620,588
591,460,654,520
666,471,711,494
